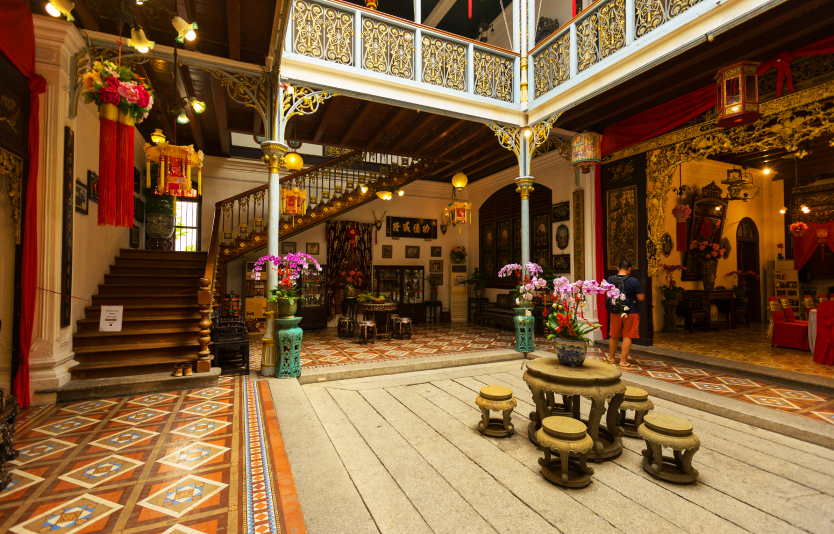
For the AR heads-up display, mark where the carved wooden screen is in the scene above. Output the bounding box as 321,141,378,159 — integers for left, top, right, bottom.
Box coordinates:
479,183,551,288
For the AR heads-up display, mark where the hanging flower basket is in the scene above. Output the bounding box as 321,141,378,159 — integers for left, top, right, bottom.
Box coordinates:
790,222,808,237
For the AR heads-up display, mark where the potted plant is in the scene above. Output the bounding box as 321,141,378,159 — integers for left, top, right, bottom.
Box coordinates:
725,270,760,298
498,263,548,312
339,263,365,299
790,222,808,237
465,267,487,297
450,245,467,264
423,275,441,301
547,277,624,367
253,252,322,318
777,242,784,260
143,185,177,239
659,264,687,300
688,240,726,290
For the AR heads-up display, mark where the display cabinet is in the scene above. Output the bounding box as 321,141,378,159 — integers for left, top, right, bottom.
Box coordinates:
298,265,328,329
244,261,267,332
373,265,425,323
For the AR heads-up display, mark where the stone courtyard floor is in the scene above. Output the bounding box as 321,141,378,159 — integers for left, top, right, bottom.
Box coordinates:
269,360,834,534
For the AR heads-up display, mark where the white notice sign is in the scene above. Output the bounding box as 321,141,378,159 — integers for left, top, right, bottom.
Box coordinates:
99,305,123,332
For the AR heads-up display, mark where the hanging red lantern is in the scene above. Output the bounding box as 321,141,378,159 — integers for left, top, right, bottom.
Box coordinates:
671,204,691,252
143,142,204,197
715,61,760,128
365,0,378,9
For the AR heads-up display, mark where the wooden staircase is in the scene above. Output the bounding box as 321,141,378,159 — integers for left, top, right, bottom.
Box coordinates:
70,249,207,380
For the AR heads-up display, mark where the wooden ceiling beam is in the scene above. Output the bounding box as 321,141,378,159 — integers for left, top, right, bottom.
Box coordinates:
470,156,516,181
463,151,515,176
339,101,377,145
416,119,467,157
138,63,175,143
73,0,99,31
176,0,197,52
436,126,491,159
211,77,231,156
427,137,507,178
368,107,411,151
174,64,206,150
390,113,443,152
227,0,241,60
312,99,339,143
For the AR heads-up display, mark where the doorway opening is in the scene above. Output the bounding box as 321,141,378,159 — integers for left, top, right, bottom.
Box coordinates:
736,217,761,322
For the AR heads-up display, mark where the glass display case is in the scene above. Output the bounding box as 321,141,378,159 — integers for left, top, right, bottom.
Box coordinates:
373,265,425,323
298,265,328,329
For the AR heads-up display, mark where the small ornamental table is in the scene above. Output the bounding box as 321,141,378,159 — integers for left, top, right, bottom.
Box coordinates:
358,302,398,341
275,317,303,378
638,413,700,484
524,357,626,462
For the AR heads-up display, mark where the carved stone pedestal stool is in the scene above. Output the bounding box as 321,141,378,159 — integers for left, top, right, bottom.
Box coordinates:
615,386,654,438
536,416,595,488
475,386,517,438
393,317,413,339
337,316,357,339
638,413,700,484
358,321,377,345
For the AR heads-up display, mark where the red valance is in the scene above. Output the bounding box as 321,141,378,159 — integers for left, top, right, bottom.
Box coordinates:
0,0,39,408
792,220,834,271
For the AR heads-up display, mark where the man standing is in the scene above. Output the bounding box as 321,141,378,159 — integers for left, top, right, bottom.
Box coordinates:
606,259,644,368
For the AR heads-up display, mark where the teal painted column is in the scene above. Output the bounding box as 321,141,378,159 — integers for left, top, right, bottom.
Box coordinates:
276,316,303,378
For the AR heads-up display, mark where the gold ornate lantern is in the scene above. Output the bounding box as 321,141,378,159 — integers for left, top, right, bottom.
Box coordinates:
284,151,304,172
570,132,601,173
143,141,204,196
716,61,760,128
281,186,308,225
448,201,471,233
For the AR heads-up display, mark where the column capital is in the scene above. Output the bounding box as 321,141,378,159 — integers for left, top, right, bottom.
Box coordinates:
515,175,535,199
261,141,288,174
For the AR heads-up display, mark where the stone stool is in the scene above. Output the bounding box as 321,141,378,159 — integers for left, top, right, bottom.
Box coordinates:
638,413,700,484
615,386,654,438
388,314,400,333
536,417,595,488
337,316,357,339
358,321,377,345
475,386,517,438
394,317,413,339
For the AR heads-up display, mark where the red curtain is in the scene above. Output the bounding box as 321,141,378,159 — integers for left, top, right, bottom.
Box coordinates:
594,164,608,338
792,221,834,271
757,36,834,97
0,0,42,408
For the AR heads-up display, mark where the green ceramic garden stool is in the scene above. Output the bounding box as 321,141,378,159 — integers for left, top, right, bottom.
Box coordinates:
536,416,595,488
275,317,303,378
514,308,535,353
475,385,517,438
638,413,700,484
614,386,654,438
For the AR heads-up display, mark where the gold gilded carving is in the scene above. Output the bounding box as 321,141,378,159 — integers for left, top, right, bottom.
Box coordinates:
669,0,703,18
0,147,23,244
573,188,585,279
324,7,353,64
607,185,638,270
0,94,21,134
474,50,513,102
293,0,324,59
362,19,414,79
533,33,570,99
576,13,599,73
516,178,535,200
609,160,634,185
791,182,834,225
489,114,559,163
635,0,666,38
283,87,334,121
598,0,626,59
533,135,571,160
421,36,466,92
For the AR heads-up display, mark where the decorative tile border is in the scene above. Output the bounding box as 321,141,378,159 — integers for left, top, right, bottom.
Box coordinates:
243,377,280,534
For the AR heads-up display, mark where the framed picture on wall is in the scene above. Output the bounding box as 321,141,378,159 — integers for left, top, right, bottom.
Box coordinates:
134,167,141,194
555,224,569,251
405,245,419,258
429,260,443,272
431,246,441,257
134,197,145,222
552,254,570,273
552,201,570,222
382,245,392,258
306,242,320,255
130,225,140,248
74,180,88,215
429,274,443,287
281,242,297,254
88,170,99,202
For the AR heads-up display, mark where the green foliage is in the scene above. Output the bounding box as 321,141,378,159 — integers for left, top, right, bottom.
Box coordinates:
465,267,487,291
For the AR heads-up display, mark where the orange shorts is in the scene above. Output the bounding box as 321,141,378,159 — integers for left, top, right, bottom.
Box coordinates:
609,313,640,339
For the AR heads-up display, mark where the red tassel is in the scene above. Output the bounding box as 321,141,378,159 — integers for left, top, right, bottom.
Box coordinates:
98,116,118,226
676,219,687,252
468,0,472,18
116,121,135,227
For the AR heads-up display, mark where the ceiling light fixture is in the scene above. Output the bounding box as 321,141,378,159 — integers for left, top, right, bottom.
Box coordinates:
763,167,771,175
127,27,155,53
397,189,404,196
188,97,206,114
46,0,75,20
376,190,393,201
523,128,532,138
360,185,368,194
284,151,303,172
176,109,190,124
150,128,166,144
801,204,811,214
171,15,198,42
779,207,787,215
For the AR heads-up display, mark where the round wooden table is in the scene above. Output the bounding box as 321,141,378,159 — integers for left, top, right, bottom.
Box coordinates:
357,302,398,340
524,357,626,461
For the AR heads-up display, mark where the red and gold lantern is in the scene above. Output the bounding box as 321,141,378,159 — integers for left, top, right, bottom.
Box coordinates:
365,0,378,9
715,61,760,128
571,132,601,174
143,142,204,197
281,186,308,226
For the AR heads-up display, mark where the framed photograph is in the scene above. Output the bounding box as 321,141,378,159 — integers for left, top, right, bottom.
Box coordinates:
429,260,443,273
552,254,571,273
74,180,88,215
431,246,441,257
306,242,320,255
134,197,145,222
555,224,569,250
281,242,297,254
130,225,140,249
134,167,141,194
429,274,443,287
405,245,419,259
552,201,570,222
88,170,99,202
381,245,392,258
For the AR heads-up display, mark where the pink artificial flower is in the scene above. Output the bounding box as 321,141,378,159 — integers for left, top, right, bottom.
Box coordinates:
136,86,151,109
100,85,121,105
102,76,119,87
118,82,141,104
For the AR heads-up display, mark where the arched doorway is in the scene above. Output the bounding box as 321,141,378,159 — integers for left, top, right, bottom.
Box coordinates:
736,218,761,322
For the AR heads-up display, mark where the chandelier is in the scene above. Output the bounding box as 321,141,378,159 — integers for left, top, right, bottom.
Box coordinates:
722,166,759,202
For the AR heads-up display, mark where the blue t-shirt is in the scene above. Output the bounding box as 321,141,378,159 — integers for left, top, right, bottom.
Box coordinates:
608,275,644,314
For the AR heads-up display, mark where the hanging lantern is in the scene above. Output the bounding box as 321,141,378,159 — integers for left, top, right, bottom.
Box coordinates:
671,204,691,252
281,186,308,226
451,171,468,191
365,0,378,9
570,132,601,173
715,61,760,128
143,142,205,197
284,151,304,172
449,201,471,233
150,128,166,144
818,228,829,261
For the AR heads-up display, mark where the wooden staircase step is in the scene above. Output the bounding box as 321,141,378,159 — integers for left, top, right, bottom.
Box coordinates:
109,265,205,276
72,328,200,348
95,285,200,296
72,340,200,358
76,316,201,332
83,304,201,319
118,249,207,260
114,257,207,269
103,274,202,286
68,357,203,380
89,294,197,306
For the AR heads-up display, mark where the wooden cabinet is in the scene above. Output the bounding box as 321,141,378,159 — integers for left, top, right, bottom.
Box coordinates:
373,265,425,324
298,265,328,329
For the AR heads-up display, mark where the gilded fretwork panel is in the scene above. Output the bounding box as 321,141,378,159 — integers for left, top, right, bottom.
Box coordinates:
573,188,585,279
791,182,834,225
598,0,625,59
473,50,513,103
635,0,666,39
293,0,325,59
362,19,414,80
607,185,638,270
0,147,23,245
421,36,466,92
533,33,570,99
668,0,703,19
576,13,599,73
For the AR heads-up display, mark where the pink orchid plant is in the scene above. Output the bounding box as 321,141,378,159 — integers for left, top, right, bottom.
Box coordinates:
253,253,322,304
498,262,547,310
548,278,624,343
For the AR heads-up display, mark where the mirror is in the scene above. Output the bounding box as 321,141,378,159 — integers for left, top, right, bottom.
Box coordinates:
682,181,729,281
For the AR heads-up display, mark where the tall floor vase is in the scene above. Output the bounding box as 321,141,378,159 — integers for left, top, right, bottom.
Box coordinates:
276,317,303,378
514,307,535,354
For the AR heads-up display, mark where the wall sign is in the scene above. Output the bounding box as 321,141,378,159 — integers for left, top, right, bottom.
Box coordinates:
60,126,74,327
573,188,585,280
386,216,437,239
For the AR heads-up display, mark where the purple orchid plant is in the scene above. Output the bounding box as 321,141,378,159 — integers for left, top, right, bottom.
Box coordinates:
498,262,548,309
548,277,626,343
253,252,323,304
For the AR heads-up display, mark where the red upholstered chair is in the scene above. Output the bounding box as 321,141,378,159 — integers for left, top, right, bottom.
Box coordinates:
818,295,829,302
813,301,834,365
779,297,808,325
769,297,810,351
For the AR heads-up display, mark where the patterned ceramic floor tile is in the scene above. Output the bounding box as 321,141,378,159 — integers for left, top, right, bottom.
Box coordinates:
690,381,736,394
11,438,76,465
769,388,826,402
58,454,144,489
159,524,209,534
111,408,170,425
156,442,230,471
87,428,159,451
59,400,117,415
170,418,231,439
138,475,228,518
0,470,44,498
32,417,99,436
9,494,122,534
187,388,233,400
128,393,178,407
744,394,801,410
180,402,232,417
717,377,762,388
810,411,834,424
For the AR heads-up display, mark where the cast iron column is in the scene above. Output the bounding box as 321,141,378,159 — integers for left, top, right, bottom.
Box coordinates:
516,135,534,273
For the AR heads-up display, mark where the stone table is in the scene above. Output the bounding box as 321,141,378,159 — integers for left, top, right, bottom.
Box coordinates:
358,302,398,341
524,357,626,461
